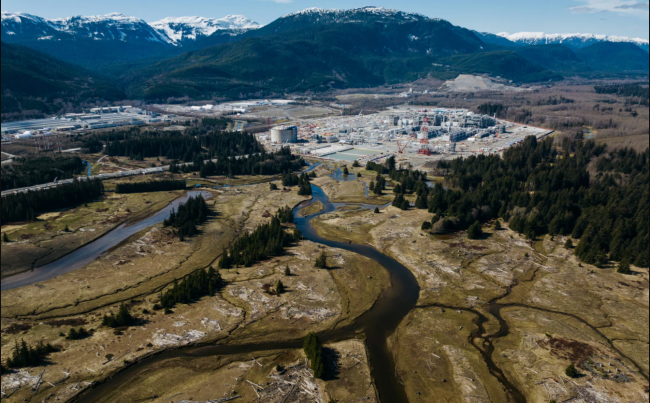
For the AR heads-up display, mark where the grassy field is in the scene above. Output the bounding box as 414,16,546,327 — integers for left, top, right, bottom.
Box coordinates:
0,179,389,403
1,190,181,279
313,205,650,401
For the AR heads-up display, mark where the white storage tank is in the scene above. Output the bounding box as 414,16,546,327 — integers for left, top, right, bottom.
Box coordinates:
271,126,298,144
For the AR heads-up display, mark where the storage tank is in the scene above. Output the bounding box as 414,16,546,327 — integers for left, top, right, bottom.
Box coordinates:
15,131,34,139
271,126,298,144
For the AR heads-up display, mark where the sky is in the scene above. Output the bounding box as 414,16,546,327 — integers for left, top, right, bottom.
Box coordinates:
2,0,649,39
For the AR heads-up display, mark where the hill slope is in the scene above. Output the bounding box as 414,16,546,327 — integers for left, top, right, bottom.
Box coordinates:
576,42,650,72
1,42,126,121
124,8,562,100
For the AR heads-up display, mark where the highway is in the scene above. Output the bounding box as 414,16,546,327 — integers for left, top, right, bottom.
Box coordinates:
1,159,213,197
0,154,265,197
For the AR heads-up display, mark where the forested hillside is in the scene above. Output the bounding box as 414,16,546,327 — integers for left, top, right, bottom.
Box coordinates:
1,42,126,121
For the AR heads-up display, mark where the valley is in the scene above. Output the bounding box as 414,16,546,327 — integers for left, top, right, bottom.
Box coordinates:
0,3,648,403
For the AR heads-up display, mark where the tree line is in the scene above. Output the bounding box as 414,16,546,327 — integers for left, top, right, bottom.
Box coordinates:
303,332,325,379
218,208,298,269
159,267,224,310
426,137,648,267
163,195,210,239
1,155,86,191
90,127,262,162
1,179,104,224
115,179,186,194
5,340,58,369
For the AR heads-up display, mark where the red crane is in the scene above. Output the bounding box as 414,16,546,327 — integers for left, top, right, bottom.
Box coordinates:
398,138,413,154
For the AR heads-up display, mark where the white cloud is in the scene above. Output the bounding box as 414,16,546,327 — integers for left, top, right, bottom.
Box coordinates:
570,0,650,15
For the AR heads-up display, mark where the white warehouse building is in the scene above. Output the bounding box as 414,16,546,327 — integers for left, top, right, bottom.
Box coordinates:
271,126,298,144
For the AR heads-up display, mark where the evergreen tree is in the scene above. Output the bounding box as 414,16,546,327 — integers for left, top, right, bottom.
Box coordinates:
276,280,285,295
385,156,396,172
617,258,631,274
343,167,349,175
400,199,410,211
374,207,380,214
369,181,375,192
494,220,502,230
218,208,297,269
160,267,224,309
352,161,360,168
357,172,362,178
467,221,483,239
394,183,402,194
565,239,573,249
6,339,57,369
303,332,325,379
315,251,327,269
415,194,428,209
102,304,135,328
270,183,278,191
565,364,578,378
284,266,291,276
2,233,9,243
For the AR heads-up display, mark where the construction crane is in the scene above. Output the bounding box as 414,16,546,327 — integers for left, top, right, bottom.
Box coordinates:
397,137,413,154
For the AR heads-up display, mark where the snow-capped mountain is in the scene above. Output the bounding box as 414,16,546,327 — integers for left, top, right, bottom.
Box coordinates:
1,11,61,40
280,6,433,24
2,11,169,44
1,11,259,46
151,15,260,45
498,32,649,52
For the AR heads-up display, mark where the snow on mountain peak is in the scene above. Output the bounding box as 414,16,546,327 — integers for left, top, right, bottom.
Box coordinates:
151,15,260,45
283,6,428,21
499,31,649,47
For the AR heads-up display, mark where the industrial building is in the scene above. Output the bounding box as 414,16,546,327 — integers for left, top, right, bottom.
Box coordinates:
1,107,182,136
256,105,550,165
271,126,298,144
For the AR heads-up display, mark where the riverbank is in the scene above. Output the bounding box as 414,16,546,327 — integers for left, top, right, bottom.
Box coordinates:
312,197,650,402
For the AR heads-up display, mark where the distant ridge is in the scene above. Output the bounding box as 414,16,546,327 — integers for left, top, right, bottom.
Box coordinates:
497,32,649,52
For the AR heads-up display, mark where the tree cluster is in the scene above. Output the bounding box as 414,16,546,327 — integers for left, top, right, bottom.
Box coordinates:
1,155,86,191
66,327,91,340
6,340,57,369
1,179,104,224
428,137,648,267
115,179,186,194
303,333,325,379
160,267,224,310
102,304,135,328
163,195,210,238
219,209,298,269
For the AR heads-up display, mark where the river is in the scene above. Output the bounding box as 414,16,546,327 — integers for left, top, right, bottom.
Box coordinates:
71,184,420,403
1,191,213,292
11,180,530,403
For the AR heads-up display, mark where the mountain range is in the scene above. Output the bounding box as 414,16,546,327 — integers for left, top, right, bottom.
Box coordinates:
1,7,648,111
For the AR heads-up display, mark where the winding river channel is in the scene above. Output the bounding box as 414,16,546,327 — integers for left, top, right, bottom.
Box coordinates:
1,191,213,291
16,177,627,403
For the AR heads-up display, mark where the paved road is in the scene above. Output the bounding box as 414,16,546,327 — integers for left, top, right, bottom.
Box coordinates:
1,160,202,197
0,154,262,197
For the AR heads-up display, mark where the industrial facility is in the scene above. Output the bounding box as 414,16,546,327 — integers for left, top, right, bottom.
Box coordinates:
0,106,183,137
257,106,552,168
270,126,299,144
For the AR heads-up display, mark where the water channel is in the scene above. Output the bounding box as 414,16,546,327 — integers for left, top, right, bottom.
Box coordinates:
4,175,530,403
0,191,213,291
